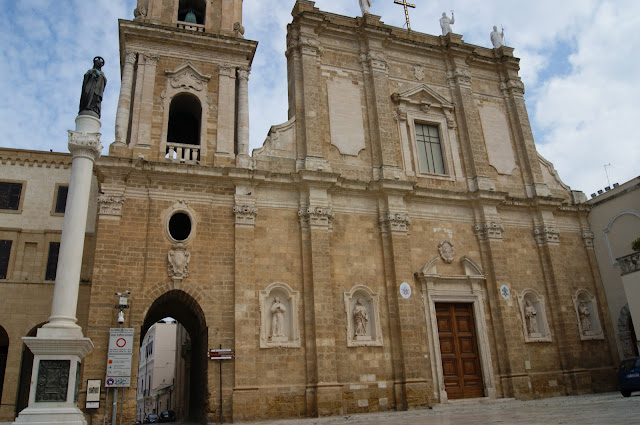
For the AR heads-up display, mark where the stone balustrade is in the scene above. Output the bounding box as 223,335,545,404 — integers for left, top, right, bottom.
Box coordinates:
166,142,200,163
177,22,205,32
617,252,640,276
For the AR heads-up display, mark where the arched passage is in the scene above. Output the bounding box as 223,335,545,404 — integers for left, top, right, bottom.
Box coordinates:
167,93,202,147
141,290,208,423
0,326,8,406
15,323,44,415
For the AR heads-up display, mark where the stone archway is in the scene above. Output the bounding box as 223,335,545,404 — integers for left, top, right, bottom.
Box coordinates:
141,290,208,423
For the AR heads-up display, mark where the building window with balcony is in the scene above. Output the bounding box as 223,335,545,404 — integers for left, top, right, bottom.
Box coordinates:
0,240,12,280
0,181,25,212
45,242,60,281
415,123,445,175
166,93,202,162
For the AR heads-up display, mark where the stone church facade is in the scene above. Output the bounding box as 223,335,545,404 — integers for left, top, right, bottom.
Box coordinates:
0,0,620,423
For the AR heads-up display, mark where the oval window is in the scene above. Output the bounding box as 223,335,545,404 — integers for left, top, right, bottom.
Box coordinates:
168,212,192,241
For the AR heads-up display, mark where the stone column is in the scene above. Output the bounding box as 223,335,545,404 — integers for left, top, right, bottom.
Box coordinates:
113,51,138,146
236,68,250,168
130,54,158,148
216,64,236,160
15,114,99,425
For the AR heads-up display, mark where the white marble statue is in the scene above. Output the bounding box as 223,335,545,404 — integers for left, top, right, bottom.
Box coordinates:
579,302,591,333
359,0,371,16
440,11,455,35
490,26,504,48
525,300,539,335
270,297,286,338
353,298,369,336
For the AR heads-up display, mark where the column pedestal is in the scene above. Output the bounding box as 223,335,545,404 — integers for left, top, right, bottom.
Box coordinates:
15,114,100,425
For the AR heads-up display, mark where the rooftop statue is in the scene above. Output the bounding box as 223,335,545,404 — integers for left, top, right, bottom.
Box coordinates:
440,11,454,35
491,25,504,48
79,57,107,119
359,0,371,16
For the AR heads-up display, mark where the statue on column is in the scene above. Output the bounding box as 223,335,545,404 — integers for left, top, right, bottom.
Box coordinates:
79,57,107,119
490,26,504,48
440,11,455,35
359,0,371,16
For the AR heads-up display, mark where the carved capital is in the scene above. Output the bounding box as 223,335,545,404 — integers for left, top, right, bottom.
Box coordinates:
142,54,159,65
446,68,472,87
500,79,525,96
237,68,250,81
124,51,137,65
534,226,560,245
98,195,125,217
298,36,323,57
582,231,595,249
68,130,102,161
360,52,387,72
475,221,504,241
299,206,335,228
218,64,236,78
168,243,190,281
233,204,258,226
379,213,411,233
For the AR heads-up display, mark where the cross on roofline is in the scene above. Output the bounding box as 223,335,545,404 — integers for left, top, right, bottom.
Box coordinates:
394,0,416,30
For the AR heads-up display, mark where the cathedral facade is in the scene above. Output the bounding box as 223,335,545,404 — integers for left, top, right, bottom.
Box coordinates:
0,0,621,423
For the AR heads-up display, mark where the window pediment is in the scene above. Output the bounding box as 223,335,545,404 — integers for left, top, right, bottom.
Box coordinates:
165,62,212,92
392,84,454,112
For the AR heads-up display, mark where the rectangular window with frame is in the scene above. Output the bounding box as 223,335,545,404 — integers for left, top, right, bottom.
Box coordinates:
45,242,60,281
0,240,12,279
415,123,445,175
54,185,68,214
0,182,23,211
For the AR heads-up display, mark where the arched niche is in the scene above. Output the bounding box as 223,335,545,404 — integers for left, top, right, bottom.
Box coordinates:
160,63,212,163
517,289,552,342
343,285,383,347
259,283,300,348
572,290,604,340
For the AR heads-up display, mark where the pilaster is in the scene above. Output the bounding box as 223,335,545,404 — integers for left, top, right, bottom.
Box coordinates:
377,184,429,409
472,202,529,398
216,64,237,160
232,183,259,414
298,179,340,416
130,54,159,149
236,68,251,168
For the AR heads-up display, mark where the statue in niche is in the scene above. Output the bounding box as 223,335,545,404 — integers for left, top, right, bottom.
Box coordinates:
353,298,369,338
490,26,504,48
270,297,287,340
79,57,107,118
579,302,592,334
525,300,539,335
359,0,371,16
440,11,455,35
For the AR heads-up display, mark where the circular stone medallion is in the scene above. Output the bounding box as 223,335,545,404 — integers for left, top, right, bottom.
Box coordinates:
400,282,412,299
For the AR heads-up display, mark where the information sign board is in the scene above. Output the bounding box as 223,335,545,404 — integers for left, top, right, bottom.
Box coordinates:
106,328,134,387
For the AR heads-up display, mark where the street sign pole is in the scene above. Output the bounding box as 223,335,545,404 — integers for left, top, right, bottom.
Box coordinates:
208,346,235,424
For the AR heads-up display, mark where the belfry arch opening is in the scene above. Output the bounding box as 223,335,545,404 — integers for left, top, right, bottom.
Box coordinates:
167,93,202,147
138,290,207,423
178,0,206,25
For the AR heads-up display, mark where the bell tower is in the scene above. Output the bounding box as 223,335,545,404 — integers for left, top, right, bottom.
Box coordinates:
111,0,255,167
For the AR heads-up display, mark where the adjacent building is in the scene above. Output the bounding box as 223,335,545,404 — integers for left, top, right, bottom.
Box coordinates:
588,177,640,359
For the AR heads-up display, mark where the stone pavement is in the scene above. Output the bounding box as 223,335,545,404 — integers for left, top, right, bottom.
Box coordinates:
2,393,638,424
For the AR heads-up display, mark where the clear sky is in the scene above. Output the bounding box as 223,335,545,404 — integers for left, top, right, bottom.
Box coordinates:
0,0,638,197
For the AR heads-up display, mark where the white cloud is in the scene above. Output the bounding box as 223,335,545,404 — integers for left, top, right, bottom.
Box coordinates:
0,0,637,197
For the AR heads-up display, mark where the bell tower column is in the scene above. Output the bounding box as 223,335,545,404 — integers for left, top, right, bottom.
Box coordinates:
236,67,251,167
113,51,138,146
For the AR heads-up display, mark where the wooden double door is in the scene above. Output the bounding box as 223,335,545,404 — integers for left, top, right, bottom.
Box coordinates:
436,303,484,399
